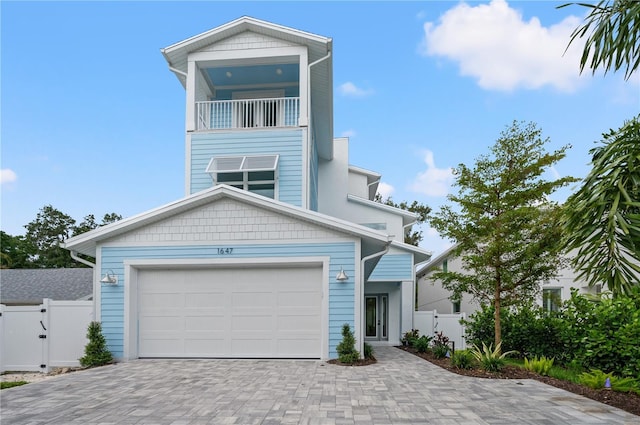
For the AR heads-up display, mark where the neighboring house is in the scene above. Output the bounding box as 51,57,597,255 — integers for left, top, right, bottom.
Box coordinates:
416,245,600,316
0,268,93,306
63,17,431,361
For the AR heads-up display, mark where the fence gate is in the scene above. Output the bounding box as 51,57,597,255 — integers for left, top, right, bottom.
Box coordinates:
0,305,48,372
413,310,467,350
0,299,92,373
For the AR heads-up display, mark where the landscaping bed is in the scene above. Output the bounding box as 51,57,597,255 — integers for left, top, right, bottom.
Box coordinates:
397,345,640,417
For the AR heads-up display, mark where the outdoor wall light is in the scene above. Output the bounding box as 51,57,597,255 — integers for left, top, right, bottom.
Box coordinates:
100,270,118,285
336,268,349,282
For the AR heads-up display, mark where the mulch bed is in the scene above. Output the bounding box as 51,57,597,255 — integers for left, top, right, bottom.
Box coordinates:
397,346,640,417
326,357,377,366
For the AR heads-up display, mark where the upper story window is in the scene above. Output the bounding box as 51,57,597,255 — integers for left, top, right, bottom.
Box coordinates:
542,288,562,312
207,155,279,199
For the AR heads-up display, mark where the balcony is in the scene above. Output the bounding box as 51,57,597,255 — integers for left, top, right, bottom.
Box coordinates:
196,97,300,131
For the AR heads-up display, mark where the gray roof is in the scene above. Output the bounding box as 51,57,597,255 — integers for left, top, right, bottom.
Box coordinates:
0,268,93,305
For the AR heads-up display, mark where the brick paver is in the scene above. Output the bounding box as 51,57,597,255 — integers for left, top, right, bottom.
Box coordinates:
1,347,637,424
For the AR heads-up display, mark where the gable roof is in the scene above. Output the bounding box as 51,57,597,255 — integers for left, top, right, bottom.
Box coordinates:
0,268,93,305
64,185,431,263
417,243,459,278
161,16,332,80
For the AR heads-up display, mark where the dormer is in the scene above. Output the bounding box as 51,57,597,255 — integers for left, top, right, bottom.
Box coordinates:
161,17,333,209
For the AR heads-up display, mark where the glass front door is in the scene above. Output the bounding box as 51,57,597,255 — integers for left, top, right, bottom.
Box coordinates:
365,294,388,341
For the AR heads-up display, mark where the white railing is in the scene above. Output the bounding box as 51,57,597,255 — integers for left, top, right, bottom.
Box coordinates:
196,97,300,130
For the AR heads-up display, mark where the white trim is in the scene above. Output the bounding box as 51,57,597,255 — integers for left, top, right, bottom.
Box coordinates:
188,47,308,68
122,256,330,360
231,90,285,100
347,194,418,220
64,185,392,256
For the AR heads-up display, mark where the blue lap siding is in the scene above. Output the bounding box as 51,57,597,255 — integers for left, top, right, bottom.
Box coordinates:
100,242,355,359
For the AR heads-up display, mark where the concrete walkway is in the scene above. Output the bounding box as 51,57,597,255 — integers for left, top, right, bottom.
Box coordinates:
1,347,637,424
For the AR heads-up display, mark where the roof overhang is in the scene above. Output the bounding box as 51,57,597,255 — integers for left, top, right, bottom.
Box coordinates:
64,185,395,258
347,194,419,228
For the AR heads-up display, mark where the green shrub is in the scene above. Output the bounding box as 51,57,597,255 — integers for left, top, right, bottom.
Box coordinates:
414,335,432,353
432,343,449,359
524,356,555,376
79,321,113,367
464,304,566,362
470,342,516,373
336,323,360,364
563,288,640,379
363,342,375,360
451,350,475,370
579,369,640,394
402,329,420,346
431,331,451,358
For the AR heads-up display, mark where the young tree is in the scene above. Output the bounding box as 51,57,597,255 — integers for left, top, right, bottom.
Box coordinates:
560,0,640,80
374,194,431,246
429,121,576,347
563,116,640,297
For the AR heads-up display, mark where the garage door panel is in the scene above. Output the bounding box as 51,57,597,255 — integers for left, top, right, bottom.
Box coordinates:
185,315,225,331
185,338,227,356
232,315,273,331
138,266,322,358
140,293,183,309
277,315,319,330
140,315,183,331
185,292,226,307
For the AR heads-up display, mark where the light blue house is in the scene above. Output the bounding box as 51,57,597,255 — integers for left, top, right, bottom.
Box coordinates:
64,17,431,360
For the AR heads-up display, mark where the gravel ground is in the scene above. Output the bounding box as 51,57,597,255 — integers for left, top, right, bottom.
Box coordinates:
1,367,80,384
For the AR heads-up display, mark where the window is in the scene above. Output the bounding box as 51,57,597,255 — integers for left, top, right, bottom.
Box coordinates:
442,259,448,273
207,155,278,199
542,288,562,312
452,300,461,313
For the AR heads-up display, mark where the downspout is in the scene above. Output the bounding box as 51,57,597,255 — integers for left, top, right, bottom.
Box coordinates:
306,49,331,207
307,51,332,125
359,238,392,357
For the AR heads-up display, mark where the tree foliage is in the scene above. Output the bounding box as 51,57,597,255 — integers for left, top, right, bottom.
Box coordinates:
0,231,32,269
429,121,576,346
563,116,640,297
3,205,122,268
374,194,431,246
560,0,640,80
24,205,77,268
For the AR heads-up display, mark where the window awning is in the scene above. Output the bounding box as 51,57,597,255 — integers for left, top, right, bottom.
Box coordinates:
206,155,279,174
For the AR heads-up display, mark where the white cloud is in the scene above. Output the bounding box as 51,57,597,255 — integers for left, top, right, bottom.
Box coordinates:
1,169,17,185
409,150,454,197
339,82,374,97
420,0,586,92
340,129,357,138
377,181,395,200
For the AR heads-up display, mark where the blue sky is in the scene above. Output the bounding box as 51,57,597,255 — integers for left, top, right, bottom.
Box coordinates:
2,0,638,256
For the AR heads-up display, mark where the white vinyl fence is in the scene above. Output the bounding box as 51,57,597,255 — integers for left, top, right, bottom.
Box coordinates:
413,310,467,350
0,299,93,373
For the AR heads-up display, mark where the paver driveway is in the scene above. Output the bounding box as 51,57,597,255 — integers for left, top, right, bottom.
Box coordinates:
1,346,637,424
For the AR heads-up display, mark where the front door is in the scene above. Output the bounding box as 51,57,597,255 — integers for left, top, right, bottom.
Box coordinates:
365,294,388,341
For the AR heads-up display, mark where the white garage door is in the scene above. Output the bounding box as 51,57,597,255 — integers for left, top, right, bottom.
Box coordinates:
137,266,322,358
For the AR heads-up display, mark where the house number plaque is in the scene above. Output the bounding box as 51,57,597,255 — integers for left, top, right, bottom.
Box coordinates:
217,248,234,255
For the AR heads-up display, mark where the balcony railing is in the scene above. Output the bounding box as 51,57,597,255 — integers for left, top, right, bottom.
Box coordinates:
196,97,300,131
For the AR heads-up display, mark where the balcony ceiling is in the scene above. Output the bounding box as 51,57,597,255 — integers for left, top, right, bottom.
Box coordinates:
206,63,299,88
